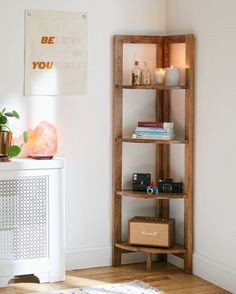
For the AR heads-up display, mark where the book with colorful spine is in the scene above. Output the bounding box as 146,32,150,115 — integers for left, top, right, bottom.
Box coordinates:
132,122,175,140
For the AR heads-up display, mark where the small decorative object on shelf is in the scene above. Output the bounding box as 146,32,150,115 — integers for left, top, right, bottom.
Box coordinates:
154,68,165,84
131,61,142,85
129,216,175,248
142,61,151,85
132,173,151,191
132,121,175,140
158,178,183,193
146,181,158,195
165,65,180,86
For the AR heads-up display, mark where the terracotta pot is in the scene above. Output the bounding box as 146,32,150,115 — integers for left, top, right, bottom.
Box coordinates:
0,131,13,155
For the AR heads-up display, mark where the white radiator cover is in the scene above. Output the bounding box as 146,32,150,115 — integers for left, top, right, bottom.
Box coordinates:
0,158,65,287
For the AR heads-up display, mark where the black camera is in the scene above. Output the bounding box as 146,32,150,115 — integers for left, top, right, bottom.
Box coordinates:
132,173,151,192
158,178,183,193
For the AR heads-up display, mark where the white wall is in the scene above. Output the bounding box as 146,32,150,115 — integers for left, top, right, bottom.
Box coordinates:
166,1,236,292
0,0,166,270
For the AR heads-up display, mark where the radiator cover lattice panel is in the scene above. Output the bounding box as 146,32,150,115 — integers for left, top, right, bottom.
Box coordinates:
0,176,48,260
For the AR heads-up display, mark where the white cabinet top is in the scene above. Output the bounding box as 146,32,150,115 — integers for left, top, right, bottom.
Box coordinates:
0,158,64,171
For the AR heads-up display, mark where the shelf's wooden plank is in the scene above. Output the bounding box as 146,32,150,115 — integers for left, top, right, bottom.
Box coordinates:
112,34,123,266
122,84,187,90
184,33,194,274
116,190,187,199
116,138,188,144
114,35,162,44
115,242,186,254
164,35,187,44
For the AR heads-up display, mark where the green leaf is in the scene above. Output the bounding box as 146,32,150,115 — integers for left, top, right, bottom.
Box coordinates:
2,108,5,113
0,116,7,124
1,125,10,132
7,145,21,157
4,112,14,117
23,131,29,143
12,111,20,119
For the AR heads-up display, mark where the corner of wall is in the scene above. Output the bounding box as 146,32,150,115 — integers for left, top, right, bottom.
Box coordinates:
162,0,167,34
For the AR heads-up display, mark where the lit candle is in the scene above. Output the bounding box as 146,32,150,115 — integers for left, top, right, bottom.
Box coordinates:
165,65,180,86
155,68,165,84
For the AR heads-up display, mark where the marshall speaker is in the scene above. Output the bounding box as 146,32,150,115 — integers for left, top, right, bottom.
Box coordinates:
128,216,175,248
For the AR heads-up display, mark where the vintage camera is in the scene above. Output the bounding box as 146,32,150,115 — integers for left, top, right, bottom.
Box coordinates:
132,173,151,191
158,178,183,193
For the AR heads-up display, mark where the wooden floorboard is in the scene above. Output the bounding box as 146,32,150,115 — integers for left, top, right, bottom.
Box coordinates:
0,262,231,294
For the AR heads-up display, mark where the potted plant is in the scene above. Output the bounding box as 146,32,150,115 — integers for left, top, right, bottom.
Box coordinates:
0,108,28,158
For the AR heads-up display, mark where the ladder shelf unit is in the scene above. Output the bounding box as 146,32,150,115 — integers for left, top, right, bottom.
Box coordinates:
112,34,194,273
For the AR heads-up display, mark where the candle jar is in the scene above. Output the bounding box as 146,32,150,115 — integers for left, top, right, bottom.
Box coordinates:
142,61,152,85
165,67,180,86
154,68,165,85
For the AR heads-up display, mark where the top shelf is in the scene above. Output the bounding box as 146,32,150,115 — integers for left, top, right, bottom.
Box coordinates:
121,84,187,90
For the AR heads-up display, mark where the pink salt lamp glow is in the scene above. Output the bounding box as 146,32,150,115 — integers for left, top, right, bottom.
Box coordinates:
23,121,57,159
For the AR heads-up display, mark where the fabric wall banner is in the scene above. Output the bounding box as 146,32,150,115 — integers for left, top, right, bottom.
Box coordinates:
24,10,87,96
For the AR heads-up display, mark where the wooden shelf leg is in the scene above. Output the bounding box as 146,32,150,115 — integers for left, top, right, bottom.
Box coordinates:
146,253,152,272
113,247,122,266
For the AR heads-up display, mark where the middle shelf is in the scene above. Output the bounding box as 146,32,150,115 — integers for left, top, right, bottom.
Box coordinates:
116,190,187,199
121,85,188,90
116,138,188,144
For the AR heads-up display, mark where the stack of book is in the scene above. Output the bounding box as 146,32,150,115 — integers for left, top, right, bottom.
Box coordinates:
132,121,175,140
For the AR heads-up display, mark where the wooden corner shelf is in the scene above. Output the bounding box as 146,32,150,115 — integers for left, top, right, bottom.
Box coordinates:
115,242,186,254
112,34,194,274
116,138,188,144
116,190,187,199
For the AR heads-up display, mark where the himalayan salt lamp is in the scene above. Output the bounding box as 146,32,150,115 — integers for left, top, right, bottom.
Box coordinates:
23,121,57,159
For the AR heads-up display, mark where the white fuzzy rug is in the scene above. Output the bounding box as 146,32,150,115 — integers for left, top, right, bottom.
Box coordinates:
32,280,164,294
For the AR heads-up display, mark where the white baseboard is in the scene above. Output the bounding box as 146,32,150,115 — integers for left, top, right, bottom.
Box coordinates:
65,245,147,271
167,254,184,269
193,252,236,294
65,245,112,270
168,251,236,294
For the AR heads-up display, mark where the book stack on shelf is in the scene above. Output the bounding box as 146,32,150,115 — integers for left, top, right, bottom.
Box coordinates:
132,121,175,140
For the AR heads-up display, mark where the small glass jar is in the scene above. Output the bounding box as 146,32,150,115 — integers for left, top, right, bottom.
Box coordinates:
142,61,151,85
131,61,142,85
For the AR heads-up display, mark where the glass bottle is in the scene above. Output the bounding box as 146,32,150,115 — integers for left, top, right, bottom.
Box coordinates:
131,61,142,85
142,61,151,85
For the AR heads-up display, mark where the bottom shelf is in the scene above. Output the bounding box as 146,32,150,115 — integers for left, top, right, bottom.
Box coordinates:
115,242,186,254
